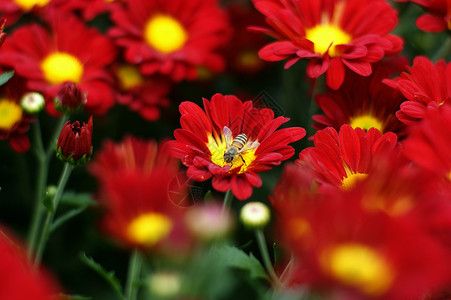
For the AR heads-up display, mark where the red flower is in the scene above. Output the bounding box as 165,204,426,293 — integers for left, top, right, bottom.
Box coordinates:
0,74,36,152
384,56,451,125
89,137,189,251
50,0,122,20
109,0,231,81
167,93,306,200
313,58,408,138
272,182,450,299
56,116,93,165
298,125,400,191
0,227,61,300
113,63,171,121
403,104,451,182
396,0,451,32
250,0,403,89
0,13,117,115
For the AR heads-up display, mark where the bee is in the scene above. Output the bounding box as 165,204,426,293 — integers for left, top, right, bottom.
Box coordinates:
223,126,260,166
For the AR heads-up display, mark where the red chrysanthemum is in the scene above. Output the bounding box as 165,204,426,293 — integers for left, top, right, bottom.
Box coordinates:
384,56,451,125
396,0,451,32
167,93,306,200
0,227,61,300
251,0,403,89
313,58,408,138
112,62,171,121
403,104,451,183
109,0,231,81
0,12,117,115
298,125,400,191
49,0,122,20
272,180,450,299
89,136,189,251
0,74,36,152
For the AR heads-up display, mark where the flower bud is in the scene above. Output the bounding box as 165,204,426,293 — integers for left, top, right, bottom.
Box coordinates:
20,92,45,114
56,116,93,166
54,81,87,113
185,203,234,241
240,201,271,229
148,271,181,299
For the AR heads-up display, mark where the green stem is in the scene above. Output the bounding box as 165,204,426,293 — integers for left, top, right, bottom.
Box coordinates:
432,36,451,61
125,249,142,300
34,163,74,266
255,229,280,287
27,115,69,259
222,190,234,212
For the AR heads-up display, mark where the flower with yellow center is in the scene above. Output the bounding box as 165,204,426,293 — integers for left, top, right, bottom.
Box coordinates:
41,52,84,85
116,65,144,90
13,0,50,10
207,133,258,175
127,212,173,247
0,99,23,131
350,115,383,132
341,164,368,191
144,15,188,54
305,24,352,57
322,243,394,296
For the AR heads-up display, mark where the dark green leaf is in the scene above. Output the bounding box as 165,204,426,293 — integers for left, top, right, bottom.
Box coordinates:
79,253,125,300
50,206,88,233
0,71,14,86
61,294,92,300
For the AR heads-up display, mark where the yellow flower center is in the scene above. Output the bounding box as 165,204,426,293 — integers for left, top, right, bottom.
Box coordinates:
0,99,23,130
207,133,258,175
116,65,144,90
341,172,367,191
350,115,383,132
322,243,394,296
144,15,188,54
13,0,50,10
127,213,172,246
41,52,84,85
305,24,351,57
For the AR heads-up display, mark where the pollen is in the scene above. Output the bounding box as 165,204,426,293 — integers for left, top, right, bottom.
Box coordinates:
13,0,50,10
341,172,367,191
144,15,188,54
0,99,23,131
305,24,352,57
207,133,258,174
322,243,394,296
127,213,172,246
116,65,144,90
41,52,84,85
350,115,384,132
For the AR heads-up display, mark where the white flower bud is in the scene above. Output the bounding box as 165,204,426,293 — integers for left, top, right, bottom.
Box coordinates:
240,201,271,229
20,92,45,114
148,271,181,298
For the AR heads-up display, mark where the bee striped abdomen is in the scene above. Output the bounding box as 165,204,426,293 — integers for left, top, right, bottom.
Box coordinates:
232,134,247,149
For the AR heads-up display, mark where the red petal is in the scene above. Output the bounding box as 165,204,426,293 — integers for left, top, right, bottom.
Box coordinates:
416,14,447,33
342,60,372,76
326,58,345,90
231,175,253,200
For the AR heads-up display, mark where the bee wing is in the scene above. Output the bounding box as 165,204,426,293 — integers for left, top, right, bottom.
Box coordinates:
223,126,233,147
238,141,260,154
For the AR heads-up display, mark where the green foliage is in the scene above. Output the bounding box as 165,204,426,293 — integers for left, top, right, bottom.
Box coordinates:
0,71,14,86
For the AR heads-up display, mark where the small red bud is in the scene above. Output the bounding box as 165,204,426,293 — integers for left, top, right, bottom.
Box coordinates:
56,116,93,166
54,81,87,113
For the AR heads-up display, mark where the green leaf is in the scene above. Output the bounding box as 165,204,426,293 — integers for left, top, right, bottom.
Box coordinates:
61,294,92,300
79,253,125,300
50,206,88,233
210,244,269,281
0,71,14,86
60,192,96,207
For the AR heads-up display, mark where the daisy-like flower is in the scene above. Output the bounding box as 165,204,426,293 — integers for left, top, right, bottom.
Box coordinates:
313,58,408,138
298,125,400,191
0,74,36,152
384,56,450,125
396,0,451,32
113,63,170,121
0,227,61,300
167,93,306,200
89,136,189,250
251,0,403,89
0,13,117,115
403,104,451,183
109,0,231,81
51,0,122,20
272,184,450,299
